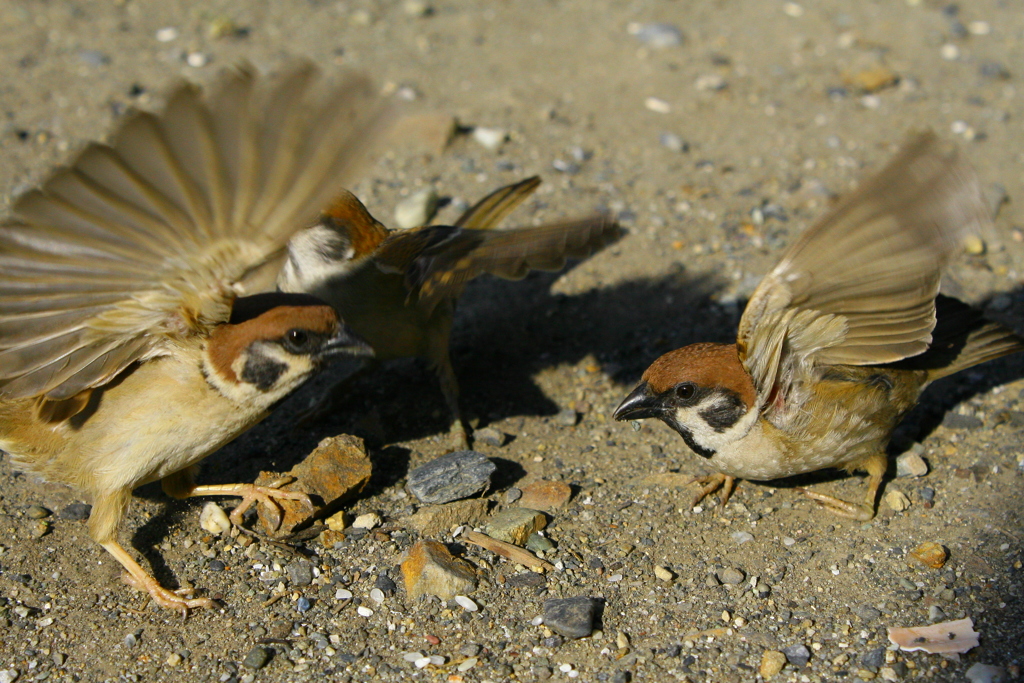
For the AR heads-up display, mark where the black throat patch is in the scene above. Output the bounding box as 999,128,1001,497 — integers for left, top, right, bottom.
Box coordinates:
240,346,288,392
663,416,716,459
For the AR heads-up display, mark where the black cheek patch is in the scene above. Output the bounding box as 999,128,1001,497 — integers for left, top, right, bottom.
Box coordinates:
699,392,746,433
240,349,288,392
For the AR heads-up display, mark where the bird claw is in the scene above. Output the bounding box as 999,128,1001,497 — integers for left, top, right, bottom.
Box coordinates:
798,488,875,521
228,483,314,531
449,421,471,451
688,473,737,510
121,572,216,614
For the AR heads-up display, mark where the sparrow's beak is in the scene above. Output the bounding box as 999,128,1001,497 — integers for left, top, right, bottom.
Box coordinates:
324,323,375,358
613,381,664,421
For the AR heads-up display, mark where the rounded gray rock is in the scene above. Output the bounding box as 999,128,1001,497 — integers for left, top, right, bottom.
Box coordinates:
406,451,496,504
542,596,601,639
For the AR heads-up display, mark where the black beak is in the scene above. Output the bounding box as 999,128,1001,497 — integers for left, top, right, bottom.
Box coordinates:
323,323,374,358
613,381,664,421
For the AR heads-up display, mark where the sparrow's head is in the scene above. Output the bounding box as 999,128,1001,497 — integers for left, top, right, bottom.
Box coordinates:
203,292,372,407
278,191,389,292
613,343,758,458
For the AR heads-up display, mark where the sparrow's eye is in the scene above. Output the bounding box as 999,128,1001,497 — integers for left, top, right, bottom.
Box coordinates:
283,328,312,354
674,382,696,401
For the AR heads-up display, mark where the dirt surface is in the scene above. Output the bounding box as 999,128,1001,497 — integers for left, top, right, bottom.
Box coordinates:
2,1,1024,681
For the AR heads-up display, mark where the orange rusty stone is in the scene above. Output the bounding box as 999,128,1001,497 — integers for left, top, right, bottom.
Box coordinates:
908,541,948,569
518,480,573,511
402,540,477,600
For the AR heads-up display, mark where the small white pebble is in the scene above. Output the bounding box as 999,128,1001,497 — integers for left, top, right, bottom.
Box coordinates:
472,127,507,150
457,657,478,672
428,655,445,666
607,573,624,582
352,513,381,530
155,27,178,42
531,616,544,626
568,672,579,679
559,664,574,673
968,20,991,35
402,651,425,662
335,588,353,600
861,95,881,109
414,656,431,669
199,502,231,535
455,595,478,612
782,2,804,17
783,537,797,546
940,44,960,60
369,588,385,604
644,97,671,113
186,52,209,68
357,606,373,617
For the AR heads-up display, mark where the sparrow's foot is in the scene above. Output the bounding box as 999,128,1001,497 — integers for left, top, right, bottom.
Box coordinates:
798,488,875,521
102,540,215,615
449,420,471,452
689,472,737,509
189,482,313,530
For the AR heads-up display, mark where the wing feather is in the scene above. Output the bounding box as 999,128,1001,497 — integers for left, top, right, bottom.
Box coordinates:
0,62,390,399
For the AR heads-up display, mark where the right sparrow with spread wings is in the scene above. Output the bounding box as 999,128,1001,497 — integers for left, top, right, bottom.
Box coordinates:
614,132,1024,520
279,176,623,448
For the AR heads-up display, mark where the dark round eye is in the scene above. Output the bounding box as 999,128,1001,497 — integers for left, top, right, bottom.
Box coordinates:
284,328,311,353
674,383,696,401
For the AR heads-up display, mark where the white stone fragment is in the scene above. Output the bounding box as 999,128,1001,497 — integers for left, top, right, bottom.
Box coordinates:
472,127,507,150
455,595,478,612
357,606,373,617
352,513,381,530
199,502,232,535
155,27,178,42
394,188,439,229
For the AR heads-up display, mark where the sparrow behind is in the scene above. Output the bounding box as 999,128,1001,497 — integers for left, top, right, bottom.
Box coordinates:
278,177,623,448
0,62,386,612
614,133,1024,519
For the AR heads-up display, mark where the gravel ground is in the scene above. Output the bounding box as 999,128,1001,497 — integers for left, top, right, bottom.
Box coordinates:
2,1,1024,681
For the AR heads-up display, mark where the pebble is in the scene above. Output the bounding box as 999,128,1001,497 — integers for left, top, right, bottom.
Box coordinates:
518,480,573,510
155,27,178,42
861,647,885,669
526,533,555,553
25,505,51,519
884,490,911,512
199,502,232,535
403,651,425,662
186,52,209,68
962,235,986,256
375,574,397,595
731,531,754,544
242,646,270,670
59,503,91,521
394,188,439,229
852,604,881,622
965,663,1006,683
896,452,928,478
208,560,225,571
459,643,482,657
653,565,675,582
644,97,671,114
335,588,353,600
407,498,490,536
627,22,683,48
475,427,506,447
369,588,385,604
296,597,312,613
928,605,947,622
505,487,522,503
908,541,948,569
695,74,727,91
717,567,745,585
979,61,1011,80
401,540,477,599
455,595,478,612
79,50,110,67
357,606,373,617
659,133,688,153
782,643,811,668
542,597,601,639
942,412,982,430
485,508,547,545
286,561,313,587
325,510,350,532
759,650,786,678
471,127,507,150
555,408,579,426
352,513,381,530
406,451,495,504
457,657,478,672
403,0,432,17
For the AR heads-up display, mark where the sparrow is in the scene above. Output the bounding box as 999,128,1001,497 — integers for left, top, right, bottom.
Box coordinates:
0,62,389,612
614,132,1024,520
277,176,623,448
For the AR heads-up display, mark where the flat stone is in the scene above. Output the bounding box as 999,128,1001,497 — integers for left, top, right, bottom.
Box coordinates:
25,505,51,519
242,646,271,670
375,574,397,595
555,408,579,426
394,188,439,229
717,567,745,585
406,498,491,536
484,508,547,545
59,503,91,521
407,451,495,504
852,604,881,622
255,434,372,537
474,427,506,447
966,663,1007,683
526,533,554,553
628,22,684,48
896,452,928,478
908,541,948,569
388,113,456,155
861,647,885,670
759,650,786,678
401,540,477,600
543,597,601,639
505,572,546,588
941,412,983,430
884,490,911,512
782,643,811,668
286,560,314,587
518,480,573,511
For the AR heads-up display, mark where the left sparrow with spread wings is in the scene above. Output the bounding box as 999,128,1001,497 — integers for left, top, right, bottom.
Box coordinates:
0,62,388,612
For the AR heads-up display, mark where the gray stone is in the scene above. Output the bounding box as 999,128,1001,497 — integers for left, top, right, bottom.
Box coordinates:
782,643,811,668
242,646,271,670
717,567,745,585
861,647,885,670
966,663,1007,683
475,427,506,447
543,597,601,639
941,412,982,430
555,408,579,426
629,23,684,48
458,643,482,657
852,604,881,622
59,503,91,521
286,560,314,587
407,451,495,504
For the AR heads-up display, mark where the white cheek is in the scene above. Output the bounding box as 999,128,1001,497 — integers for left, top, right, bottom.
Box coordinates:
673,402,758,453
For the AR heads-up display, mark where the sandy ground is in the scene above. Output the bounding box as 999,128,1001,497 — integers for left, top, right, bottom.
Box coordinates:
2,1,1024,681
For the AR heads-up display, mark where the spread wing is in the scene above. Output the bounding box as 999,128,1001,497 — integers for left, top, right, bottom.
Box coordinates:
736,132,989,407
0,62,389,400
453,176,541,229
394,214,624,312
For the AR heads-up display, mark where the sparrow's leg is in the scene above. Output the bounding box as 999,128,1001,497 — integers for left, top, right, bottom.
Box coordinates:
90,488,215,614
799,452,886,521
161,468,313,530
293,359,379,429
434,354,470,451
688,472,737,509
